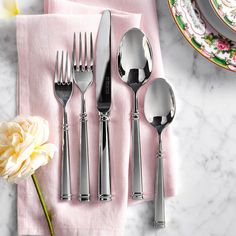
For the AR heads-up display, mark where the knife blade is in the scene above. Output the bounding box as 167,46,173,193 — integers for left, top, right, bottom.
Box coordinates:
96,10,112,201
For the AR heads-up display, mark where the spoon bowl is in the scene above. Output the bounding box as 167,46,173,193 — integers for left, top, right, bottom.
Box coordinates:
118,28,153,200
145,78,176,134
118,28,152,92
144,78,176,228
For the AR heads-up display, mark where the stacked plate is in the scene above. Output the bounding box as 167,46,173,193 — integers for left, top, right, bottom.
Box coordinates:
168,0,236,72
210,0,236,32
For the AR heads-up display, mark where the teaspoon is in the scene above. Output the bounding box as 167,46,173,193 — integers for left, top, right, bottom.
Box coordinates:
144,78,176,228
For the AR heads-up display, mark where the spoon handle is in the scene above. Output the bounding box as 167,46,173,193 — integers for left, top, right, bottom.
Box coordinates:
132,111,143,200
154,138,165,228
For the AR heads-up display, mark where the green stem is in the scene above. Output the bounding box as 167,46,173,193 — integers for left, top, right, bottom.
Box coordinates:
31,174,55,236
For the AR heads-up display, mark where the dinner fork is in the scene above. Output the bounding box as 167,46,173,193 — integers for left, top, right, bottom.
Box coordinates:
54,51,73,201
72,32,93,202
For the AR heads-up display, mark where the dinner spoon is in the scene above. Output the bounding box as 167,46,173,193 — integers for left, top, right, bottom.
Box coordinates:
118,28,153,200
144,78,176,228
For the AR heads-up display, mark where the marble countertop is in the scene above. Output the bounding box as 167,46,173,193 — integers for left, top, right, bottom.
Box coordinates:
0,1,236,236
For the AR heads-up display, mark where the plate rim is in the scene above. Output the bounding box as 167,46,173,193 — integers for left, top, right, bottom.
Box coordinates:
167,0,236,72
209,0,236,32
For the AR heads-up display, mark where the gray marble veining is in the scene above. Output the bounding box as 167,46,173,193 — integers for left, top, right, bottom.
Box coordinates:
0,1,236,236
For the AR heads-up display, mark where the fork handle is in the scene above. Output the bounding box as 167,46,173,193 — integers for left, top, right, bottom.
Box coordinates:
98,112,112,201
78,112,90,201
60,109,72,200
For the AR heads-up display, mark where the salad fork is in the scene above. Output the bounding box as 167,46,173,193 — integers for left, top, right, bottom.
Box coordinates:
54,51,73,201
72,32,93,202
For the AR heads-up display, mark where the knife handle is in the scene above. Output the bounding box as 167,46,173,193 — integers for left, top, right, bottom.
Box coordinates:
131,110,144,200
78,111,90,202
98,112,112,201
154,137,165,228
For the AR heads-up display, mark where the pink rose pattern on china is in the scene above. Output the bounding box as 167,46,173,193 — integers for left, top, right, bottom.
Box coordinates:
217,39,230,51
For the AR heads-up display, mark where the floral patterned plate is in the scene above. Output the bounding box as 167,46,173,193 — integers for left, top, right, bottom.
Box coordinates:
168,0,236,72
210,0,236,32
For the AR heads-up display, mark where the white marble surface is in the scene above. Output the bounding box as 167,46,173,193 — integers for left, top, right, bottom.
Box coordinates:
0,0,236,236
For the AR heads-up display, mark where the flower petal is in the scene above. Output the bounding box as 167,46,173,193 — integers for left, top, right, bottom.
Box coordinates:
0,0,19,18
30,143,57,170
0,116,57,183
14,116,50,146
28,117,50,146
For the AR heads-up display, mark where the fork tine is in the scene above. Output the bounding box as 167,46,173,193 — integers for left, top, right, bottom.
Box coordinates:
79,32,82,71
68,52,73,83
72,33,77,69
59,51,64,83
69,67,73,83
84,32,88,70
54,51,59,82
90,32,93,70
65,51,69,83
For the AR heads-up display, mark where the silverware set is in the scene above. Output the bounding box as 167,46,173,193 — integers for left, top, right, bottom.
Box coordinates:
53,9,176,228
53,10,112,203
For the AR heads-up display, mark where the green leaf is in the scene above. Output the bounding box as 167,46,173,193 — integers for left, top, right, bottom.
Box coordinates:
175,15,186,30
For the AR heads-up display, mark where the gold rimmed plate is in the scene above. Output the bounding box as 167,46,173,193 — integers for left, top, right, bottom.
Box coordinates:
168,0,236,72
210,0,236,32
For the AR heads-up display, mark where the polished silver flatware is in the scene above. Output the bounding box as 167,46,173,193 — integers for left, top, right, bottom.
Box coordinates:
96,10,112,201
118,28,152,200
144,78,176,228
54,51,73,201
72,32,93,202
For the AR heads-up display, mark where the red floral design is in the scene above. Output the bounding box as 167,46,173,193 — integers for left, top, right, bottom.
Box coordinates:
216,39,230,51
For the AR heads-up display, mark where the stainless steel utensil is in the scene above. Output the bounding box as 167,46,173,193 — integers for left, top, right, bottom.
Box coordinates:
72,32,94,202
54,51,73,201
144,78,176,228
118,28,153,200
96,10,112,201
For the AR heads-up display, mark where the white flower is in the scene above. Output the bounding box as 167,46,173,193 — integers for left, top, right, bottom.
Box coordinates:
0,0,19,19
0,116,57,183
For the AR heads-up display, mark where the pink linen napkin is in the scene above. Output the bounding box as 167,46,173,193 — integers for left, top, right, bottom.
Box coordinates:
17,1,176,236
